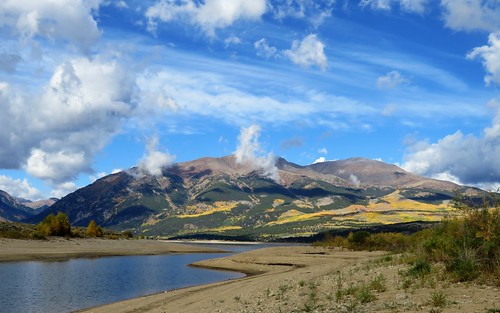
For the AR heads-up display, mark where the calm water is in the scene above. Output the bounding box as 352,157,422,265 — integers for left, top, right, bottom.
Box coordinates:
0,243,268,313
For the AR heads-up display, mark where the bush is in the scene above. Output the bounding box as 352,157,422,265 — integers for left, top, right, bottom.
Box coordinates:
408,259,432,277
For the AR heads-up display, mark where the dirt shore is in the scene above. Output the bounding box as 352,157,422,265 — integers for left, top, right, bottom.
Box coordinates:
77,246,500,313
0,238,226,262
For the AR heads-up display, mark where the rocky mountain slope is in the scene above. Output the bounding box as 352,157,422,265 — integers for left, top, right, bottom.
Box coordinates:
0,190,34,222
32,156,484,239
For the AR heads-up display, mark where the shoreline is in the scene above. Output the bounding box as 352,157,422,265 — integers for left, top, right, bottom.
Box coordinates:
75,246,500,313
76,246,386,313
0,238,228,263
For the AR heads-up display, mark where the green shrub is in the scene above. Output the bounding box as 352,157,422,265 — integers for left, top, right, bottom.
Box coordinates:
408,259,431,277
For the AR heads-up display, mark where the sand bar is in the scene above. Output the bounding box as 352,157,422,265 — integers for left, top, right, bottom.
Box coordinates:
0,238,227,262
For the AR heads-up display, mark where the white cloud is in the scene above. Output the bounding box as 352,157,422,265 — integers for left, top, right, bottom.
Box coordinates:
1,56,135,185
0,0,102,51
318,147,328,154
135,68,375,127
360,0,391,10
234,124,279,182
403,100,500,187
467,32,500,86
254,38,278,58
441,0,500,32
270,0,336,27
284,34,328,70
399,0,428,13
25,149,87,183
139,136,175,176
146,0,266,36
224,35,241,48
313,156,326,164
377,71,409,89
50,181,79,199
0,175,43,200
360,0,428,13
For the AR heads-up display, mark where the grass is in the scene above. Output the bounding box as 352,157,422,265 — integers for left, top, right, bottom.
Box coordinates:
429,291,447,308
369,274,387,292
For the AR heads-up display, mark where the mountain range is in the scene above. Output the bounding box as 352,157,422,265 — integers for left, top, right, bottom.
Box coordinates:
26,156,484,239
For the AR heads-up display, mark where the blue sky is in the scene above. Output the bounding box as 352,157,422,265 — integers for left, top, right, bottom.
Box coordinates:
0,0,499,200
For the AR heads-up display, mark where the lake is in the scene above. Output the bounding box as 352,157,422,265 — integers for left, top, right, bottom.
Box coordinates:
0,243,268,313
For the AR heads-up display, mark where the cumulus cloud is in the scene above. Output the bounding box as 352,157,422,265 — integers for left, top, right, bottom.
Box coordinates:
234,124,279,182
146,0,266,36
441,0,500,32
360,0,428,13
0,56,135,185
0,175,43,200
283,34,328,70
377,71,409,89
0,0,102,51
467,32,500,86
402,100,500,190
254,38,278,59
313,156,326,164
318,147,328,154
139,136,175,176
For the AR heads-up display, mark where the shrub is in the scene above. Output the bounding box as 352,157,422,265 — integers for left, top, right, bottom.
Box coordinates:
407,259,431,277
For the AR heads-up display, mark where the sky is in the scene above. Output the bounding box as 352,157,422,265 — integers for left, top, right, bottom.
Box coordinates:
0,0,499,200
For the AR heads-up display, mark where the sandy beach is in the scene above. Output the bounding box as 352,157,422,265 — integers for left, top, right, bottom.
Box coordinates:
0,238,226,262
76,246,500,313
